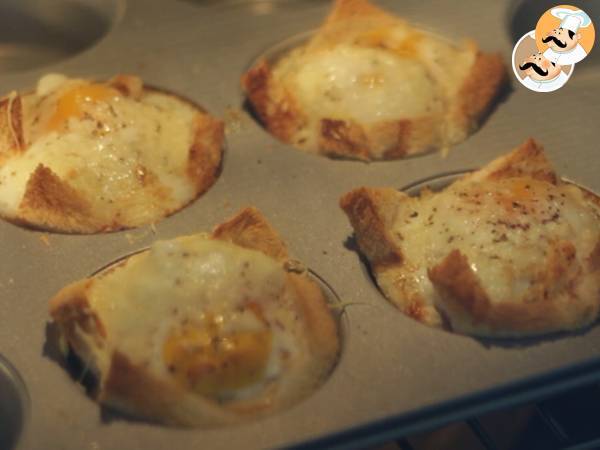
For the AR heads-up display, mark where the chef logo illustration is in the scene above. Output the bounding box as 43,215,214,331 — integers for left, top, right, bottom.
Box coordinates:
512,5,595,93
539,7,594,65
518,51,569,92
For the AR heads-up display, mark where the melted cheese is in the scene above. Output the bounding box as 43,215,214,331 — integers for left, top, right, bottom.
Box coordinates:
0,76,202,228
89,237,309,402
279,45,441,123
395,178,600,309
263,19,481,158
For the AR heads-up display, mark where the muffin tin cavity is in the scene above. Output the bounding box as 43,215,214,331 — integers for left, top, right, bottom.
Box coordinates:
0,355,29,450
307,267,346,342
183,0,327,14
400,170,471,196
245,29,313,70
0,0,122,71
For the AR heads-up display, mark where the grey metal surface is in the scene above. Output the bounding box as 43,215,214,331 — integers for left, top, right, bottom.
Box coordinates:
0,355,29,450
0,0,599,449
0,0,123,72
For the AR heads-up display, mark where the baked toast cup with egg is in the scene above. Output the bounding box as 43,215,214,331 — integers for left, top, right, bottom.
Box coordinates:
242,0,507,161
0,74,223,233
340,139,600,337
49,207,340,426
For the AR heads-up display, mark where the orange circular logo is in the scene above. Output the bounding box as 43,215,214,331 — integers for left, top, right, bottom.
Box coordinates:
535,5,595,65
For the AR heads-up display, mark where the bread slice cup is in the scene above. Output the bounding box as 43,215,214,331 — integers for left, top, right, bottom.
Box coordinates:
49,208,340,426
242,0,507,161
340,139,600,337
0,74,224,233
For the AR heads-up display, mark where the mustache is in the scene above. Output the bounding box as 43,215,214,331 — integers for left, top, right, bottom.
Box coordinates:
519,62,549,76
542,35,567,48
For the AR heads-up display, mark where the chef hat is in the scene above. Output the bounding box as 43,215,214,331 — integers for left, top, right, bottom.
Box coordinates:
551,7,592,33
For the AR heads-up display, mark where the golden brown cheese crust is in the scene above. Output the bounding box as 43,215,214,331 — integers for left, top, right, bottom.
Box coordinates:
187,114,225,193
324,0,391,23
340,187,437,324
242,0,507,161
50,280,106,340
242,60,306,143
0,93,25,162
309,0,399,51
107,74,144,99
49,208,340,426
340,187,404,267
319,118,370,160
428,245,597,336
0,75,225,234
341,139,600,336
461,138,557,184
17,164,98,233
448,51,507,141
212,205,290,261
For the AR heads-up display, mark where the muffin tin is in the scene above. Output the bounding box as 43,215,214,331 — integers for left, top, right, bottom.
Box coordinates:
0,0,122,71
0,355,29,450
1,0,600,449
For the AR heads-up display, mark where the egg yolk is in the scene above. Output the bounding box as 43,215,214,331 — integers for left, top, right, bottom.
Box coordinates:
356,27,423,58
45,83,120,132
357,28,393,48
390,34,423,58
163,312,272,398
493,178,538,213
508,178,536,200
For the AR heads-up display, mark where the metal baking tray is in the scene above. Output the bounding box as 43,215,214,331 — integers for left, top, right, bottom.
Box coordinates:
1,0,599,449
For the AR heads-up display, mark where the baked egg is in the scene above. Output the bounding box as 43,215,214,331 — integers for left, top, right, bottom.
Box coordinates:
341,139,600,337
49,208,340,425
242,0,507,160
0,74,223,233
